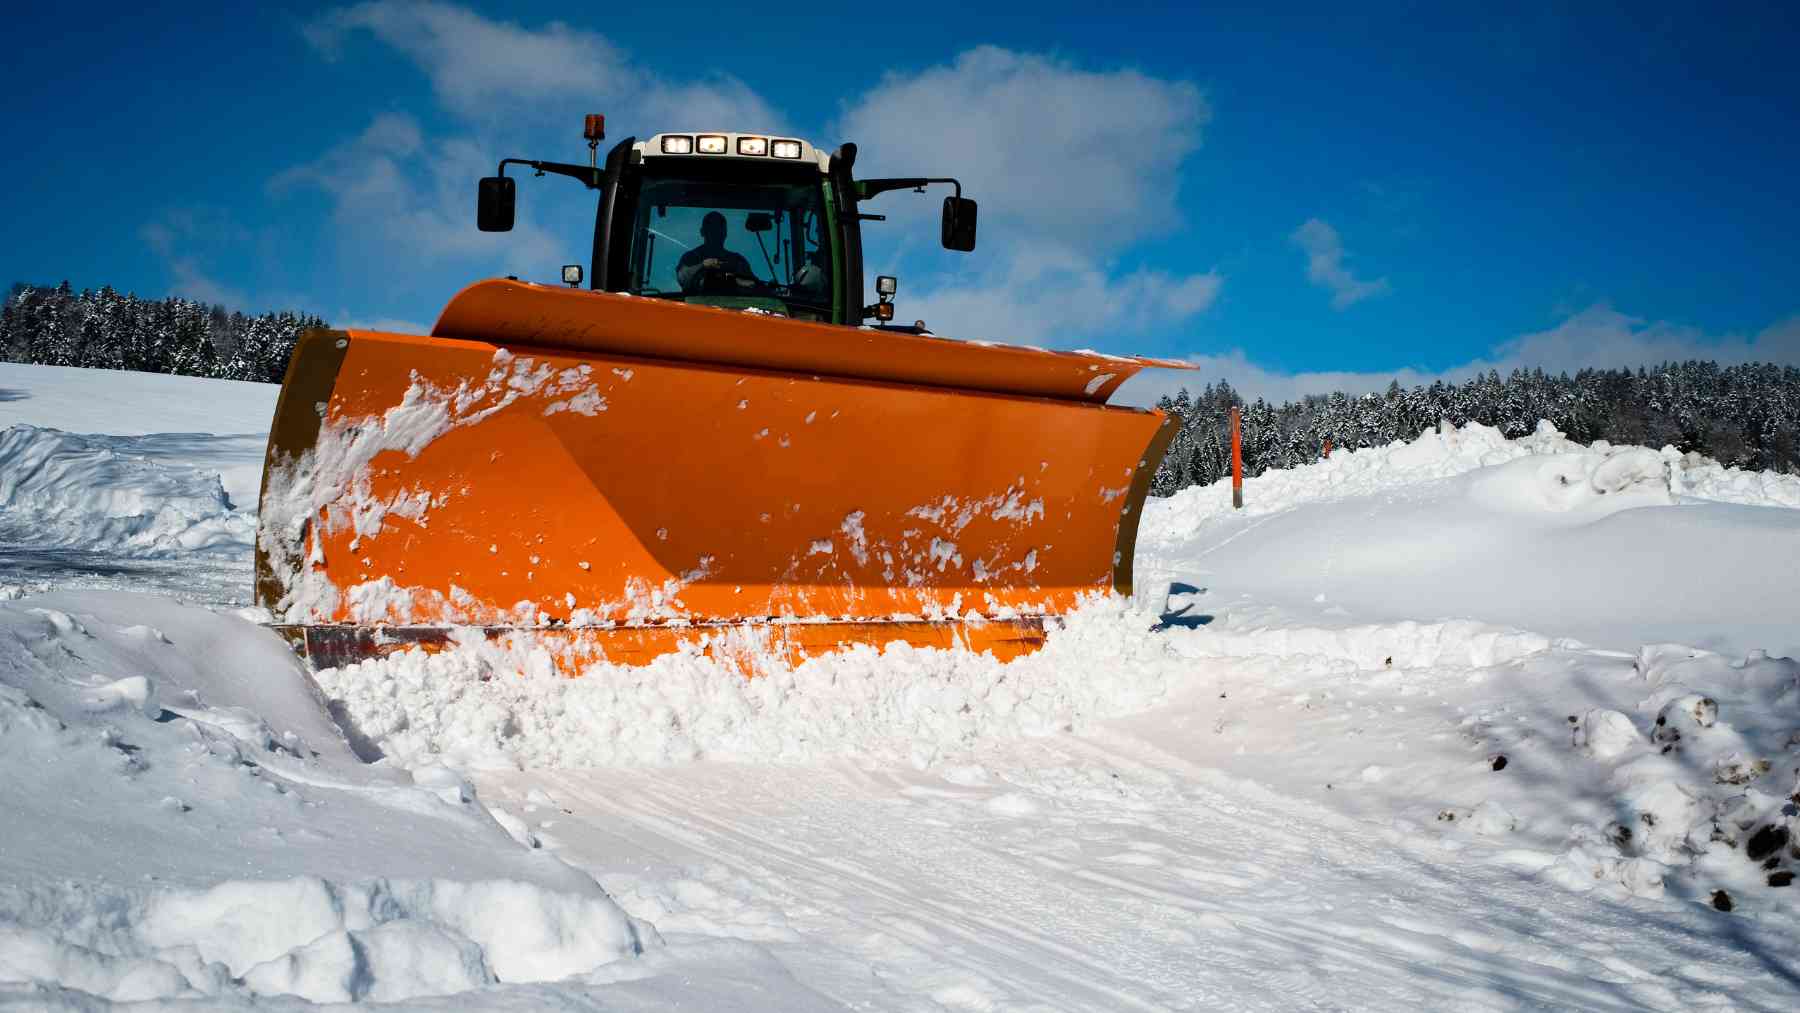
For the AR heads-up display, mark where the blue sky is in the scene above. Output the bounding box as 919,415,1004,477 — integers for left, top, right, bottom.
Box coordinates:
6,1,1798,401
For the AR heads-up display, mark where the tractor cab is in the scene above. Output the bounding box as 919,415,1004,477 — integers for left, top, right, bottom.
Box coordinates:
623,133,837,321
476,117,977,327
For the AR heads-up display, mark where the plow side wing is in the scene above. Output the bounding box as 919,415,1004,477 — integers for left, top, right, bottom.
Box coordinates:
257,284,1185,669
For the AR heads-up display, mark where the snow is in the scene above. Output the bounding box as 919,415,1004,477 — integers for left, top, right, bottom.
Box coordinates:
0,425,253,557
0,362,274,508
1141,419,1800,657
309,598,1182,770
1,364,271,607
3,363,1800,1009
0,362,277,438
0,592,654,1006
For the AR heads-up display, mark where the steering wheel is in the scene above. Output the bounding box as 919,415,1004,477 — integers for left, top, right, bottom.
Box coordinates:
693,262,767,295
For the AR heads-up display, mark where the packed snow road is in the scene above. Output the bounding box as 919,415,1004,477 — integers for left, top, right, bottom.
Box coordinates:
3,361,1799,1009
479,709,1797,1012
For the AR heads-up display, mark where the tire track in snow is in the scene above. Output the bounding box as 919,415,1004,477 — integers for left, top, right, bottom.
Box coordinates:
547,771,1177,1012
1041,725,1771,1011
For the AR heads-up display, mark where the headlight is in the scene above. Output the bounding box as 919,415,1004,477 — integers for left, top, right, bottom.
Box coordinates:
696,135,728,154
660,135,694,154
770,139,803,159
737,136,768,156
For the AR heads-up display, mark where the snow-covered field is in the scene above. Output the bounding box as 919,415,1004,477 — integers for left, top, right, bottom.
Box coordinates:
3,360,1799,1010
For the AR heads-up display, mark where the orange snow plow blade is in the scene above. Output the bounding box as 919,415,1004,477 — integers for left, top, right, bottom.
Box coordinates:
256,279,1189,673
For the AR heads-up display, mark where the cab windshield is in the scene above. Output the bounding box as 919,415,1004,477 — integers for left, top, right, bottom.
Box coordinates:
627,175,834,320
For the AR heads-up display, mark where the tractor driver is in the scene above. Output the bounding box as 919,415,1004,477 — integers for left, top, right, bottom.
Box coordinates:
676,211,756,293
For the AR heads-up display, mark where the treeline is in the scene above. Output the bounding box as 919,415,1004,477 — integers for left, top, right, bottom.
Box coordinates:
1,281,325,384
1153,362,1800,494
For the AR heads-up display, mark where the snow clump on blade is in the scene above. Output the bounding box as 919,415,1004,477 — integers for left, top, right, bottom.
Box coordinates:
311,595,1187,770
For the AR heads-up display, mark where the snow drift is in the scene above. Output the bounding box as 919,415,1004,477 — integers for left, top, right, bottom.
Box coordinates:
1142,420,1800,657
0,593,653,1005
1147,419,1800,542
0,425,254,557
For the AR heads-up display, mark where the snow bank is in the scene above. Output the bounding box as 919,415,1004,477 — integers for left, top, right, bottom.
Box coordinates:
1141,420,1800,657
0,876,643,1004
1144,420,1800,545
0,425,253,557
0,592,654,1005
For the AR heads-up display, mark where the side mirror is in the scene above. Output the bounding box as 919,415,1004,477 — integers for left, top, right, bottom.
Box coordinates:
477,176,516,232
941,196,977,252
745,212,774,234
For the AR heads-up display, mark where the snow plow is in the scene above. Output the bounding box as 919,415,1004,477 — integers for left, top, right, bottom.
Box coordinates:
256,119,1190,673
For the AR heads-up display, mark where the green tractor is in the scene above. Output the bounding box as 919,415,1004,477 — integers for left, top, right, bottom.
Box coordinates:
477,115,978,328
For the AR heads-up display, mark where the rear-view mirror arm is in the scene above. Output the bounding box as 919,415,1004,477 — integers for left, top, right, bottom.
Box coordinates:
856,177,962,201
496,158,605,190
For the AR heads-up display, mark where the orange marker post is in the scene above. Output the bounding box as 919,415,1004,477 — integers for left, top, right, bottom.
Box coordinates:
1230,405,1244,509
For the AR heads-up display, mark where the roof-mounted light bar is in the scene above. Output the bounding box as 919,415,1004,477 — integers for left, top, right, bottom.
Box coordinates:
651,134,810,159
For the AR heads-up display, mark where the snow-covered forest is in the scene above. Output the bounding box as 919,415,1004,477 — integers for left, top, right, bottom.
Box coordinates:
0,281,323,385
1153,362,1800,493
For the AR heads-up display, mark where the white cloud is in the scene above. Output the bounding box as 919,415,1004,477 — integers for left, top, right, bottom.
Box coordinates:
1484,305,1800,375
304,1,778,132
838,46,1207,250
903,247,1221,345
282,2,790,312
1116,350,1439,408
305,2,628,118
270,113,564,273
1116,304,1800,407
1291,218,1390,309
842,48,1217,346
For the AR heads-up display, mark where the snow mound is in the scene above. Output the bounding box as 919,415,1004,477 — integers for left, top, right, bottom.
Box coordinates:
0,592,654,1005
1140,419,1800,657
1144,420,1800,545
0,876,644,1004
0,425,253,557
313,597,1188,771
